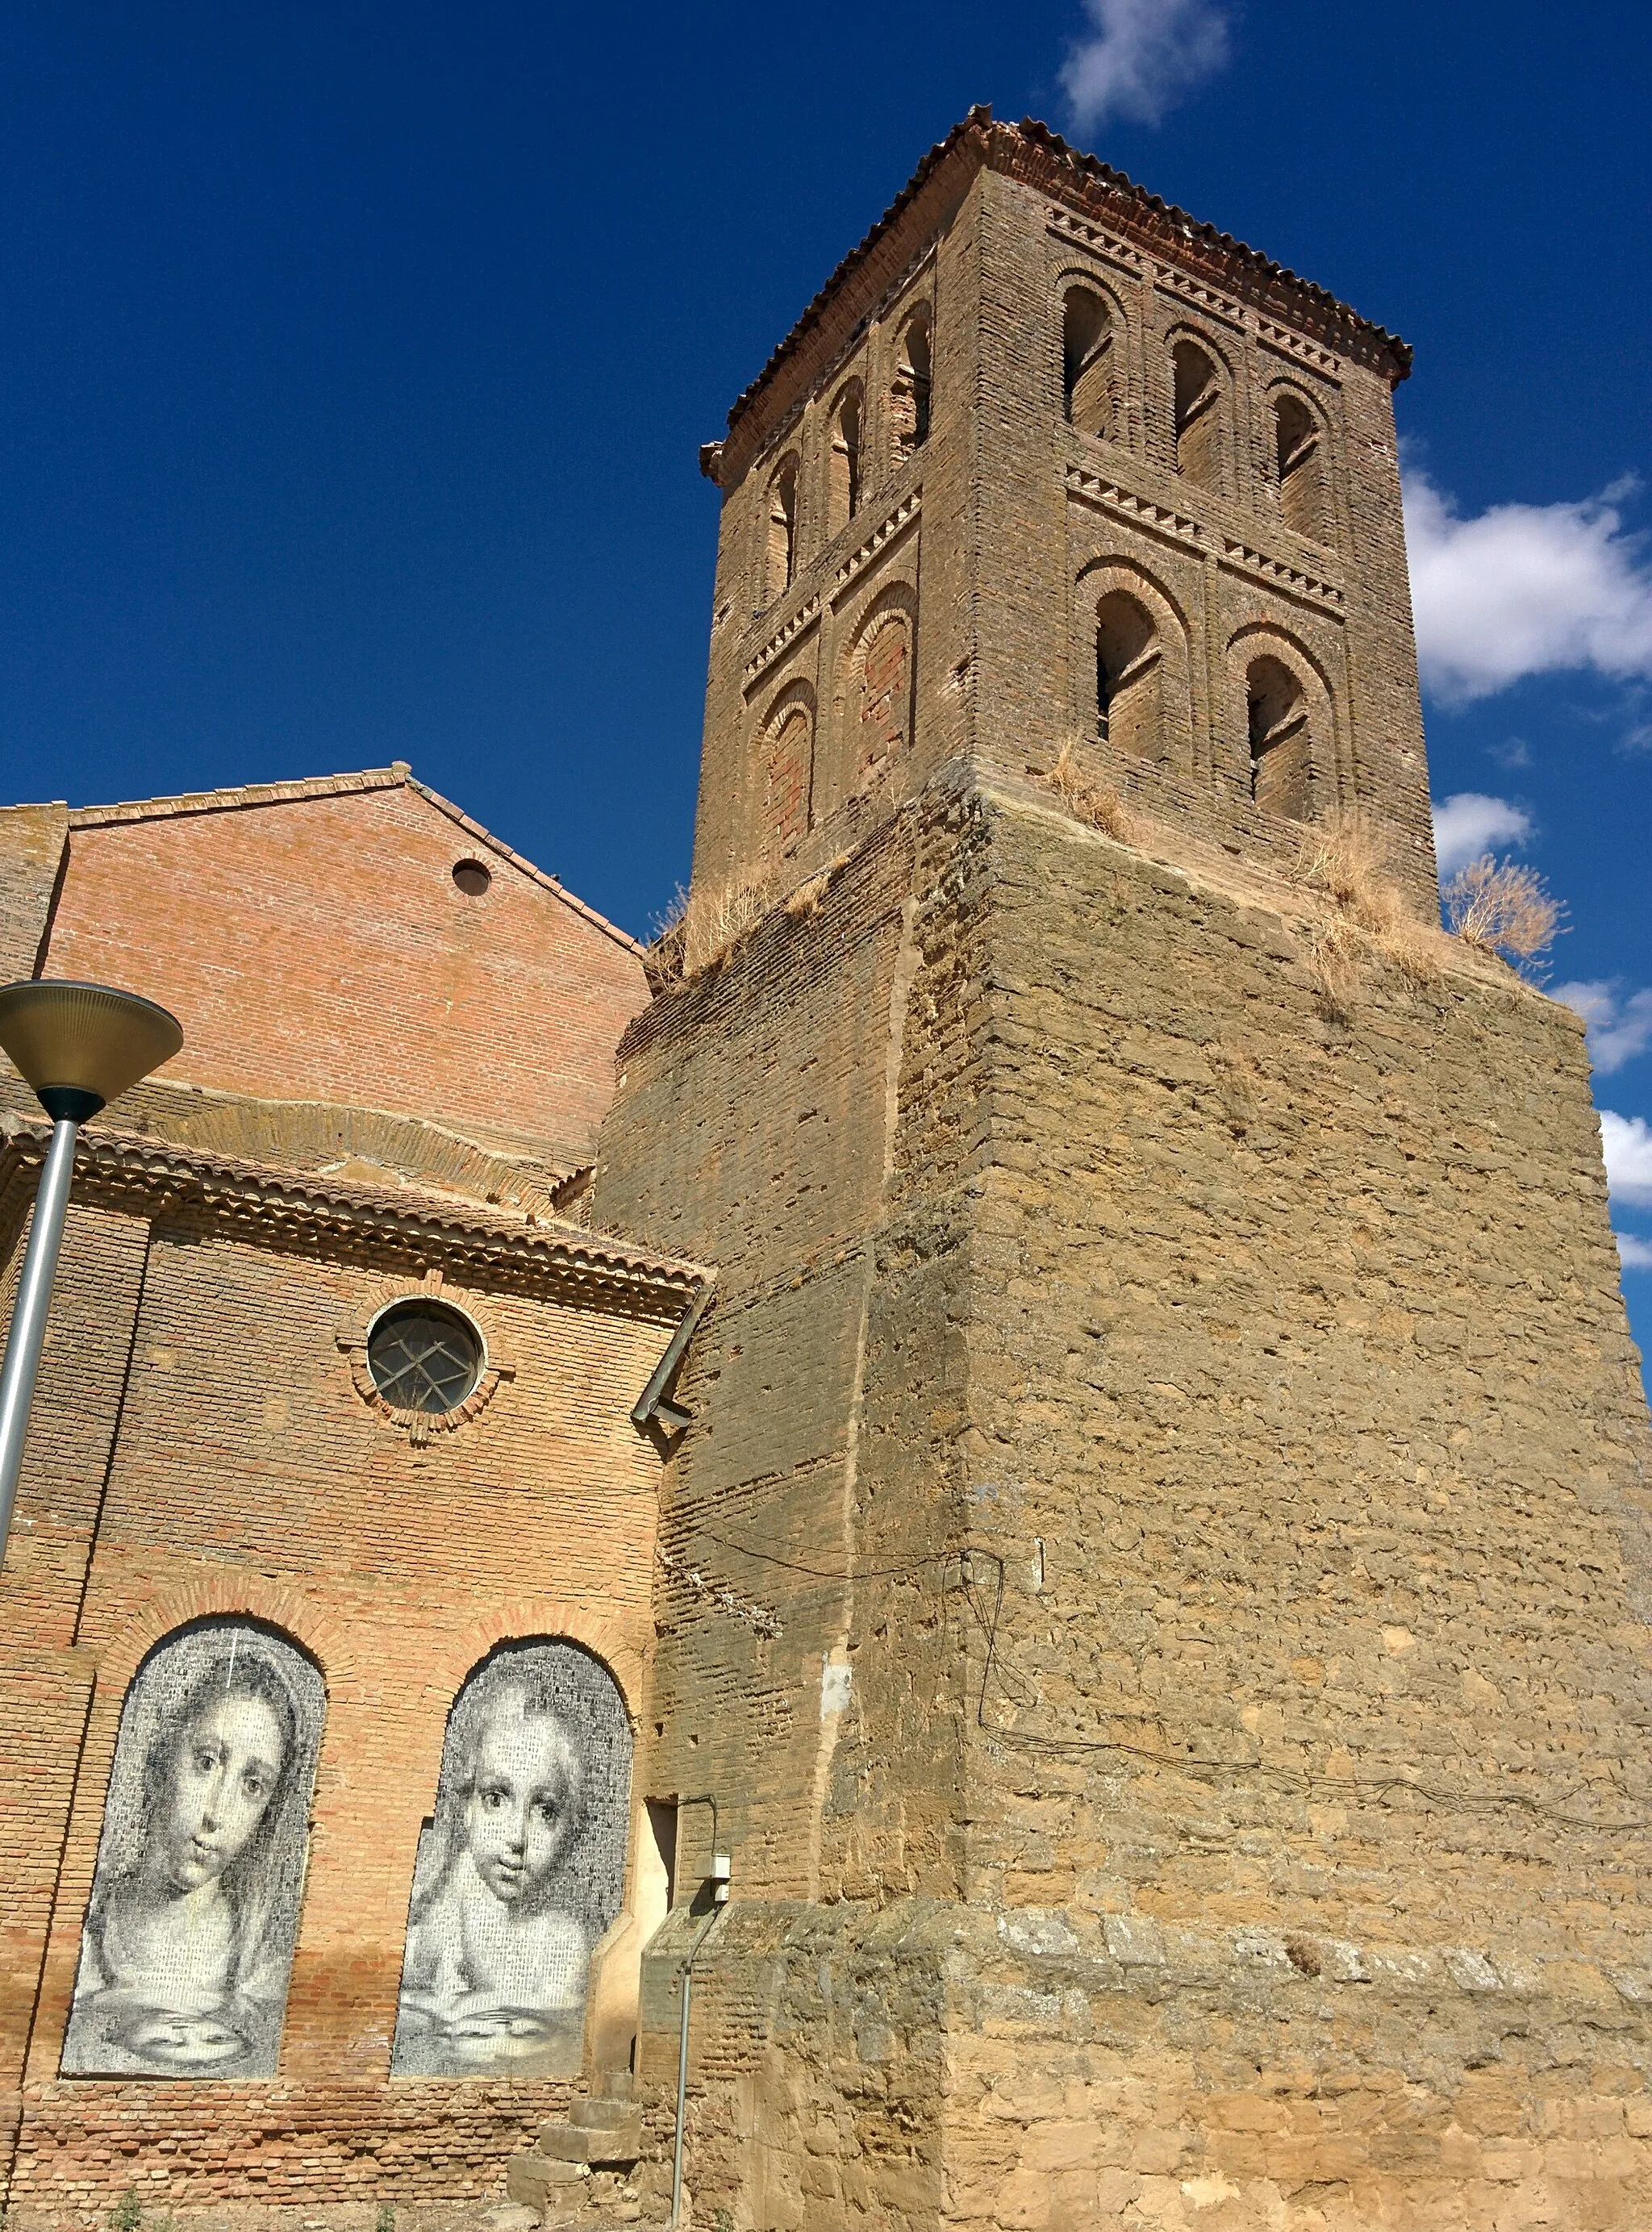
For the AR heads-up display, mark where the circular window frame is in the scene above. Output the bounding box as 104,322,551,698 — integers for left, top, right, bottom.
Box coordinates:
337,1282,512,1446
452,857,493,897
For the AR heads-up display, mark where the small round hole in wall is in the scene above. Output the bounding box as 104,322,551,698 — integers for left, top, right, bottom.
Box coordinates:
453,858,492,897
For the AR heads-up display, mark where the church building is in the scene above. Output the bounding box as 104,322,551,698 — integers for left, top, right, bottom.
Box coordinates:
2,108,1649,2232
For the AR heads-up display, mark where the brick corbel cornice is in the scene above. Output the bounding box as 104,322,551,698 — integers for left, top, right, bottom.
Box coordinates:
0,1115,710,1321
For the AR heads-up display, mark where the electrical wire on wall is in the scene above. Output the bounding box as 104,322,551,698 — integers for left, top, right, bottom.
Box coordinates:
674,1524,1651,1838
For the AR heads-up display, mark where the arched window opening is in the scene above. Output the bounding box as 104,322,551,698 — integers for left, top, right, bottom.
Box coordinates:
1095,591,1160,759
890,307,932,467
765,456,799,604
1247,656,1312,820
390,1638,632,2077
1172,340,1221,488
1062,287,1112,438
1274,394,1324,539
828,385,863,536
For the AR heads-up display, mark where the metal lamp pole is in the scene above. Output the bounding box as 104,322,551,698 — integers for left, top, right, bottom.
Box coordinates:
0,980,184,1569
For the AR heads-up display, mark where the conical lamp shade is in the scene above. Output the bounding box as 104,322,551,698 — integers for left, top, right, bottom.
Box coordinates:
0,980,184,1120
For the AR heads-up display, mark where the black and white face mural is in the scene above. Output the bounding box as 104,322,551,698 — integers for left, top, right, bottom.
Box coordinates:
391,1640,632,2077
63,1620,324,2079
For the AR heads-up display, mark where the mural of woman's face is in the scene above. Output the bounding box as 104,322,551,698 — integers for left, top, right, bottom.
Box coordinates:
465,1708,579,1906
161,1693,286,1893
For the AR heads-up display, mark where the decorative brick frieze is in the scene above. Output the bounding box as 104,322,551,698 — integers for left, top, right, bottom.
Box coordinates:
1257,317,1342,376
1155,262,1245,331
1219,536,1347,611
831,490,921,600
1062,463,1202,545
1045,205,1146,274
0,1116,707,1320
742,594,821,690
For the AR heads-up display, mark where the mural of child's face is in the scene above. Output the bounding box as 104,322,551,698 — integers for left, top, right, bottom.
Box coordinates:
161,1694,286,1893
465,1708,579,1906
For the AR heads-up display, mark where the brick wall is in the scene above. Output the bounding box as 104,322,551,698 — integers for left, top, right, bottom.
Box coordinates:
692,120,1436,926
35,778,648,1168
0,1151,686,2226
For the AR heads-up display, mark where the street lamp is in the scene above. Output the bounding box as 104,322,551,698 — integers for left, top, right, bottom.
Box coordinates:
0,980,183,1567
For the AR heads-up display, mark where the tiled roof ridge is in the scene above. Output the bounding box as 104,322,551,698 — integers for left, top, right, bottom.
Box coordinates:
720,106,1411,444
65,763,647,961
67,765,411,827
1003,116,1412,374
0,1112,711,1304
403,776,646,958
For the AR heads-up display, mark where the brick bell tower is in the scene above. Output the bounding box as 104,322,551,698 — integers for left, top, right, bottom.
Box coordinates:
594,111,1652,2229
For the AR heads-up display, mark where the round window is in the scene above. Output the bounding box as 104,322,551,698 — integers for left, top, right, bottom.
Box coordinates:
366,1300,484,1415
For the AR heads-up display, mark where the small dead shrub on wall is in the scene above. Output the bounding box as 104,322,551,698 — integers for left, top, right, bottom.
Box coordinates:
645,879,770,984
1442,853,1563,977
1291,816,1443,1002
1041,742,1136,843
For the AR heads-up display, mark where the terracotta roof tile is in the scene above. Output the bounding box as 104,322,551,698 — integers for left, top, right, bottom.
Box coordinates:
719,107,1411,457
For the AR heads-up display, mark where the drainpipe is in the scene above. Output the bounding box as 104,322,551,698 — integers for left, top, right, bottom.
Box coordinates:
668,1795,728,2231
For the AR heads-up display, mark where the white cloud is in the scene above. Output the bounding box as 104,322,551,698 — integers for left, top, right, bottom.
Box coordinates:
1404,469,1652,702
1430,791,1532,878
1617,1231,1652,1272
1061,0,1231,128
1601,1111,1652,1208
1554,981,1652,1074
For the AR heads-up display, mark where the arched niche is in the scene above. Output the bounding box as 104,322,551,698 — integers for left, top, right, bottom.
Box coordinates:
762,452,800,605
1059,277,1125,440
390,1635,633,2080
63,1616,326,2080
758,678,816,868
1168,328,1231,493
1268,382,1333,544
888,302,932,469
1073,558,1193,775
1226,624,1345,823
834,581,917,807
825,379,865,539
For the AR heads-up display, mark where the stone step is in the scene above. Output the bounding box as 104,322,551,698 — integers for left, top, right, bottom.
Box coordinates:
569,2098,640,2132
505,2153,589,2221
534,2112,644,2164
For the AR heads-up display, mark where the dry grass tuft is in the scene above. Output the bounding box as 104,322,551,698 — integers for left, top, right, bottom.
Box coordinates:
1442,853,1564,976
1291,815,1443,999
1042,742,1136,843
645,878,770,983
783,851,851,919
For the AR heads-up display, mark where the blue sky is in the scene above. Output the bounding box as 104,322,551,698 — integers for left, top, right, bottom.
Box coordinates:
0,2,1649,1353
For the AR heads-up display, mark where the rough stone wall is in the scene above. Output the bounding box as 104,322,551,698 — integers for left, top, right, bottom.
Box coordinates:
38,782,647,1166
0,1184,677,2226
957,790,1652,1963
934,783,1652,2226
596,773,1652,2228
596,806,970,1904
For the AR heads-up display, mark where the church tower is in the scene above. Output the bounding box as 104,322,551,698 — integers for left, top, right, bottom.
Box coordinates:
594,111,1652,2228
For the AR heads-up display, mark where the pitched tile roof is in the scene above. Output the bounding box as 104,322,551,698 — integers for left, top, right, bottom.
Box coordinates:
720,106,1412,450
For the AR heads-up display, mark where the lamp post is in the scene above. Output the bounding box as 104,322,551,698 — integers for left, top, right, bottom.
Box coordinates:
0,980,183,1568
